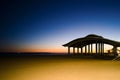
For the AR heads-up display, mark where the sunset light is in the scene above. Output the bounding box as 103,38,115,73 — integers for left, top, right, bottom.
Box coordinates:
1,1,120,80
1,0,120,53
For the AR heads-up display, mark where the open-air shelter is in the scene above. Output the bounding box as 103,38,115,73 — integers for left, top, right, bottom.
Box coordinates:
63,34,120,56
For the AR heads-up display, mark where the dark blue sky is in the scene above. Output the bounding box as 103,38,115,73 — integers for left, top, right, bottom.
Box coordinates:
1,0,120,52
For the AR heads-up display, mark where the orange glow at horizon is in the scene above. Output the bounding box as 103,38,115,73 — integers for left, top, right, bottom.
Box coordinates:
1,47,67,53
1,45,120,53
20,48,67,53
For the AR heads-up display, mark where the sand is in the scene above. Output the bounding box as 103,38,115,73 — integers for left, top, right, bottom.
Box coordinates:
0,55,120,80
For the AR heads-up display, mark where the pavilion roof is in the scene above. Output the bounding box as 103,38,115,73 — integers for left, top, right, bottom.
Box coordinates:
63,34,120,47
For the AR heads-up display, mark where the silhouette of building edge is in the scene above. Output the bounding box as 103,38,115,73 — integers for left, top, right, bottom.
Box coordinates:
63,34,120,56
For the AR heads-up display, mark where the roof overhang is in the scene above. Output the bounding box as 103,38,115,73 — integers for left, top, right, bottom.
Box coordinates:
63,34,120,47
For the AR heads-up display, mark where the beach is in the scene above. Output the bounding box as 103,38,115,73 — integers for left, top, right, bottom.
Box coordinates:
0,54,120,80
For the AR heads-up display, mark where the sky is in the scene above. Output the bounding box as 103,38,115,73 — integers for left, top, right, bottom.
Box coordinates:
1,0,120,52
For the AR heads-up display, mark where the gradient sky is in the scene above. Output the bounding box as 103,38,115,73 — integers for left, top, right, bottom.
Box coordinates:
1,0,120,52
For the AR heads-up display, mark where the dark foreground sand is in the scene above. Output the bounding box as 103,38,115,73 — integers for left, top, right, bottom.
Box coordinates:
0,54,120,80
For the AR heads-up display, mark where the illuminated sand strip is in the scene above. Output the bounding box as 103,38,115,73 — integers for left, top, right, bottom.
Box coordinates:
1,57,120,80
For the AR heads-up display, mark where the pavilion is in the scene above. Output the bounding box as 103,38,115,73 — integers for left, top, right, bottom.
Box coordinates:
63,34,120,56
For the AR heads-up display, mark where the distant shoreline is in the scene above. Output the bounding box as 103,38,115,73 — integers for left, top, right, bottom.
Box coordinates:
0,52,68,56
0,52,115,60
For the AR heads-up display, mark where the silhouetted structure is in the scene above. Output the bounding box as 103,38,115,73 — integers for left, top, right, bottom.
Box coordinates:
63,34,120,56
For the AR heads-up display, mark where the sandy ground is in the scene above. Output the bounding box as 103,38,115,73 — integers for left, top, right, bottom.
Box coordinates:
0,56,120,80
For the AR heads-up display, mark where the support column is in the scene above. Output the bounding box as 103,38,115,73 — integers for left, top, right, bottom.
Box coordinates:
103,43,104,53
96,43,97,54
91,44,93,53
100,43,102,54
98,43,100,54
73,47,75,54
81,47,83,54
88,44,90,53
85,45,87,53
68,47,70,54
77,47,79,54
101,43,102,54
